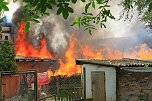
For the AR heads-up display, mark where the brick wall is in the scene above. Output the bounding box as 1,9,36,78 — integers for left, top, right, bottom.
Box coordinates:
117,70,152,101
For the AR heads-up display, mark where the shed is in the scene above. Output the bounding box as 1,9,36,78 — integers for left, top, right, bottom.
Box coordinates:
76,58,152,101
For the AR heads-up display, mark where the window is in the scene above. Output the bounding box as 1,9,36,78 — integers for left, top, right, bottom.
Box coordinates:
4,36,8,40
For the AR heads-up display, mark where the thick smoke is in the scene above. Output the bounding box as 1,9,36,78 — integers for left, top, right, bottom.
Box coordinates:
29,13,69,57
7,0,152,58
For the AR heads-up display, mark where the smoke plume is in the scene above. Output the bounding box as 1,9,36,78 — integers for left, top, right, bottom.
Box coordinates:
5,0,152,59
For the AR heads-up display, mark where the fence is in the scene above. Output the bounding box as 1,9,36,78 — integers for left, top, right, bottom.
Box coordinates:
0,71,83,101
39,74,83,101
0,71,38,101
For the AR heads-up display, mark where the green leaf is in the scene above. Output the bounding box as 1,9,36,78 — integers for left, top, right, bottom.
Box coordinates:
57,3,62,7
89,29,92,35
87,13,93,16
85,2,91,13
108,13,115,19
57,7,63,15
92,1,95,9
67,7,74,13
46,2,52,9
33,15,39,19
32,0,39,6
81,0,85,2
0,1,9,6
102,23,106,28
126,0,131,4
100,22,103,28
71,0,77,4
25,22,30,32
146,0,151,4
148,2,152,12
49,0,56,5
32,19,40,23
98,5,104,9
62,10,69,19
96,0,104,4
2,5,9,11
84,26,96,31
103,9,110,16
71,17,81,27
57,3,71,19
41,6,47,12
40,0,47,4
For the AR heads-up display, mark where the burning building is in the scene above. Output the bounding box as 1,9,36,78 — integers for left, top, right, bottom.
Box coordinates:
1,0,152,101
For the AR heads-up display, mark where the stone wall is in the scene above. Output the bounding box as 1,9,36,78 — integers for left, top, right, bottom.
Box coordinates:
117,70,152,101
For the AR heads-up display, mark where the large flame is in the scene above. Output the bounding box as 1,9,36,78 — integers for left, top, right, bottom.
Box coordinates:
15,22,152,77
54,35,81,76
81,45,103,59
16,22,53,58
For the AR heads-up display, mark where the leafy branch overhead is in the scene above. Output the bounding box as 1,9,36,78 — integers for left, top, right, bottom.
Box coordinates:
0,0,9,11
121,0,152,25
0,0,9,17
22,0,115,34
0,0,152,33
71,0,115,34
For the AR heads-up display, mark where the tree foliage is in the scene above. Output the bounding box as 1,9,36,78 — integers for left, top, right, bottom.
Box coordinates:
0,0,152,33
121,0,152,26
0,0,9,18
21,0,115,34
0,40,17,71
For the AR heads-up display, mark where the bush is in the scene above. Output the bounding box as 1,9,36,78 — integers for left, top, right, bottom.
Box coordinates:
0,40,17,71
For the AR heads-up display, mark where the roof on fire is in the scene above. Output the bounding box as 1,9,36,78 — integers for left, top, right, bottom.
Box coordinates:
16,56,56,62
76,58,152,67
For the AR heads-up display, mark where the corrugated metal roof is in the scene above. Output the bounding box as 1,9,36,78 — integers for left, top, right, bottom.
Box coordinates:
76,58,152,67
16,56,56,62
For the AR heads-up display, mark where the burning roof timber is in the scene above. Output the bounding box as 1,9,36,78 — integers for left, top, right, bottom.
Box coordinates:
76,58,152,67
16,56,56,62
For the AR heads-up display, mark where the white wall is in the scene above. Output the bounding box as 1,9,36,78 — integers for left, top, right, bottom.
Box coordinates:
83,64,116,101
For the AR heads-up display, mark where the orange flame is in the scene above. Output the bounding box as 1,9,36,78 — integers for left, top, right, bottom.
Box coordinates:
47,69,53,78
54,36,81,77
16,22,152,77
15,22,53,58
81,45,103,59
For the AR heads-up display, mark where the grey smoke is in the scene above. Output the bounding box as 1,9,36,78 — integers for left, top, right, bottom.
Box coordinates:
29,13,69,57
8,0,152,59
